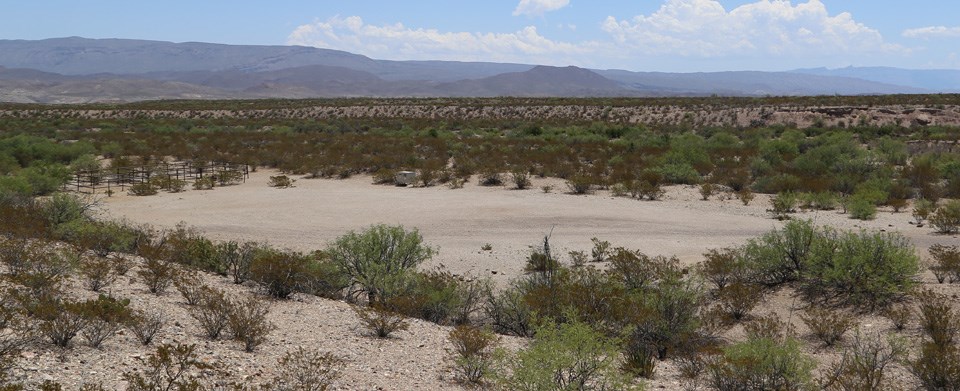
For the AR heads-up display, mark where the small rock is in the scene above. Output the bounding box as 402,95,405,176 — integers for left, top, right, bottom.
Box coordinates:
491,270,498,275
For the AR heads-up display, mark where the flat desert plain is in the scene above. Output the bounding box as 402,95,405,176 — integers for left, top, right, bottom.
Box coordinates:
99,170,955,282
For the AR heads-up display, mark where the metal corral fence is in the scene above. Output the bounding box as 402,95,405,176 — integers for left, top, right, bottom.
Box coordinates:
65,161,249,194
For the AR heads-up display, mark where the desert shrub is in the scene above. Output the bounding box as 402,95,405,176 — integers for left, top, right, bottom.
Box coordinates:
700,248,745,291
739,219,813,286
931,200,960,234
566,174,593,194
249,249,315,299
478,170,502,186
847,195,877,220
77,255,120,292
327,224,433,305
214,169,243,186
128,182,158,196
622,275,703,361
910,343,960,391
137,257,178,295
400,270,488,325
884,304,912,332
610,182,629,197
165,178,186,193
801,228,920,309
707,336,815,391
498,319,639,391
188,287,231,340
916,290,960,348
525,235,560,273
42,192,93,226
484,282,534,337
6,245,76,297
930,244,960,284
174,273,208,306
744,312,793,341
272,347,343,391
914,199,935,226
268,175,296,188
448,325,500,384
59,219,143,258
126,309,165,345
819,331,905,391
608,248,680,291
800,307,856,347
699,183,714,200
735,187,755,205
77,295,132,348
192,176,214,190
218,241,258,284
122,343,212,391
511,170,531,190
770,191,798,220
35,299,87,348
590,237,611,263
354,304,408,338
716,282,763,321
568,250,588,267
227,296,274,352
162,224,219,273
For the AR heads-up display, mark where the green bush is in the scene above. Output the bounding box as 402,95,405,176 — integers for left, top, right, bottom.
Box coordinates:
740,219,817,286
354,304,408,338
76,295,132,348
770,191,798,220
801,228,919,309
128,182,158,196
327,224,434,305
707,337,815,391
566,175,593,194
916,290,960,348
498,319,640,391
847,195,877,220
188,287,231,340
484,281,535,337
931,200,960,234
249,249,323,299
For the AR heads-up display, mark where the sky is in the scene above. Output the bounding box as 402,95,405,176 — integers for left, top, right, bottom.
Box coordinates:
2,0,958,72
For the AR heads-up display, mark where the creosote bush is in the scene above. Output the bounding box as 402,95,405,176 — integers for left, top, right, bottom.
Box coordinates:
188,287,230,340
272,347,343,391
268,175,296,188
707,336,815,391
929,244,960,284
931,200,960,234
448,325,500,384
227,296,274,352
122,343,211,391
801,307,856,347
126,309,165,346
354,304,409,339
77,295,132,348
819,331,905,391
137,257,179,295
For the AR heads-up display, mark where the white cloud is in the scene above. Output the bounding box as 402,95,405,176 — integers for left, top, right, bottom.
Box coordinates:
512,0,570,17
287,16,594,65
903,26,960,39
601,0,900,58
287,1,906,71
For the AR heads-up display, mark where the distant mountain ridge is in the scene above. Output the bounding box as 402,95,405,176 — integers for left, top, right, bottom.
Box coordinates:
0,37,949,103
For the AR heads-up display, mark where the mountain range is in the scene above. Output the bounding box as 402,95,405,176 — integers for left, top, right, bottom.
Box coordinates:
0,37,956,103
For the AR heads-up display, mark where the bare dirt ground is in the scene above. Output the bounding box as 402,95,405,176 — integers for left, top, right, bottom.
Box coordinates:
99,170,955,283
64,169,958,390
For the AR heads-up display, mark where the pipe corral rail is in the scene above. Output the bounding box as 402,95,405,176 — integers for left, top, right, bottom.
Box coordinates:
65,161,249,194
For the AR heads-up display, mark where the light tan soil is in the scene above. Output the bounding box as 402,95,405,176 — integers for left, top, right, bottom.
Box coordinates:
22,169,951,390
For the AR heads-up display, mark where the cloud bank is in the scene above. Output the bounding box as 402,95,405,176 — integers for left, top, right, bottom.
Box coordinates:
288,0,906,70
512,0,571,17
903,26,960,39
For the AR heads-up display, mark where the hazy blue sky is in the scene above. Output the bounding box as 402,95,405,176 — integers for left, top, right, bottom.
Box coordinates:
2,1,958,72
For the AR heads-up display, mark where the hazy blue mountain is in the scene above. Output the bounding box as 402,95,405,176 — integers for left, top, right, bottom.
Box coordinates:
597,70,926,96
0,37,949,102
791,67,960,92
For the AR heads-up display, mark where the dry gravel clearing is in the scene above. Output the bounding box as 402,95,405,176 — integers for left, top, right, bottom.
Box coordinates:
100,170,955,283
